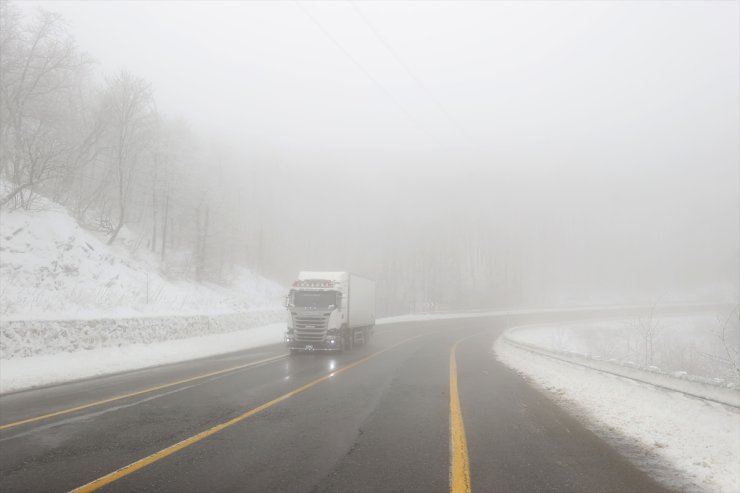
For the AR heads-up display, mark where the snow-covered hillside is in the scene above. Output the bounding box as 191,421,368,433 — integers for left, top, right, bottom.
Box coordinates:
496,337,740,493
496,314,740,493
0,191,284,320
507,313,740,385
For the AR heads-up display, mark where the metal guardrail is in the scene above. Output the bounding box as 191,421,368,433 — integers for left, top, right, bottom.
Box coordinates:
501,334,740,409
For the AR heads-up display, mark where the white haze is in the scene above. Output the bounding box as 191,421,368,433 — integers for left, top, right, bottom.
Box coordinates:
19,0,740,310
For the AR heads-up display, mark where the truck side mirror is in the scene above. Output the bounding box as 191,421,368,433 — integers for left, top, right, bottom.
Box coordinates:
284,296,289,308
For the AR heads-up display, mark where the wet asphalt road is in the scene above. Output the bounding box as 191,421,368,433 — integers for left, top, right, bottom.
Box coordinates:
0,312,670,492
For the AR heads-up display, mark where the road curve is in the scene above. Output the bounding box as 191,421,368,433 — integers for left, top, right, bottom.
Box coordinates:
0,313,669,492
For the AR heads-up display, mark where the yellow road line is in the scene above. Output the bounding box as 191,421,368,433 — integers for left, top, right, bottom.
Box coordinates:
70,336,419,493
0,354,288,431
450,340,471,493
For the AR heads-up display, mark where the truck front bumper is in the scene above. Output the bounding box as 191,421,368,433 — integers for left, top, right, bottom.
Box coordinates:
286,340,340,352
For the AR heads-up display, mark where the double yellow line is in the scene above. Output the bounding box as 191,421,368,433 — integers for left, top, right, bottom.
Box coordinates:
0,354,288,431
71,336,419,492
449,339,472,493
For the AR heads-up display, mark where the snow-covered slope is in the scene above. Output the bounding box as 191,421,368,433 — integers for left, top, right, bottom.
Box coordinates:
506,314,740,386
496,338,740,493
0,192,284,320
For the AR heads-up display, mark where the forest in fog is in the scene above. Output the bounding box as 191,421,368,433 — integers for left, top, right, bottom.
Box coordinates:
1,1,737,315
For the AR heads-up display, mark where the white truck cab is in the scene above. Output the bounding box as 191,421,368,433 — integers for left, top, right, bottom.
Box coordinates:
285,271,375,353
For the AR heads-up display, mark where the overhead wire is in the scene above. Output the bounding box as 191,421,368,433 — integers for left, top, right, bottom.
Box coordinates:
348,0,477,148
293,1,446,150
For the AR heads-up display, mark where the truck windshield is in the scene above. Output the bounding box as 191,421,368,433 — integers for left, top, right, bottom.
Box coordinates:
293,291,338,309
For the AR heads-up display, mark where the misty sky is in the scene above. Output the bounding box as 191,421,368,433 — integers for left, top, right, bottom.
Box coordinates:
19,0,740,302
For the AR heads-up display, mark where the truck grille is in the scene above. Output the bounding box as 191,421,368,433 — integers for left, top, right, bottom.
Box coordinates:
294,315,329,342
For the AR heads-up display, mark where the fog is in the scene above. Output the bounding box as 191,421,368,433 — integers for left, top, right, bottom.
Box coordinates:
12,0,739,313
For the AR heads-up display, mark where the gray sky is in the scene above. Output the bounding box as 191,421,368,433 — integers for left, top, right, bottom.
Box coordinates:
20,0,740,302
24,1,737,162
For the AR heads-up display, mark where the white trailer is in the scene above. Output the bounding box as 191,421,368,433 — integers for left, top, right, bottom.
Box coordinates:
285,271,375,353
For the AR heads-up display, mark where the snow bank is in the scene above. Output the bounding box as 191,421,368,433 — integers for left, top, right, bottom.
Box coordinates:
496,336,740,492
0,322,286,393
0,184,290,392
0,309,284,359
0,195,284,319
504,336,740,407
506,312,740,387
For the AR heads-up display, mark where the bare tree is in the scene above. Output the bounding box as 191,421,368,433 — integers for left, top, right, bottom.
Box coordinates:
0,6,89,208
631,304,663,367
101,71,155,244
193,203,210,282
715,304,740,376
59,78,110,217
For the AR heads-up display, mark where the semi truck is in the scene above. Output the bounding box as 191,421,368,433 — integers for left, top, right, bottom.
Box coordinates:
285,271,375,353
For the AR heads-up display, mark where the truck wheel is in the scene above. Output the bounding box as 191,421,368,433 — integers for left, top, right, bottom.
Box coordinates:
357,327,366,346
344,329,354,351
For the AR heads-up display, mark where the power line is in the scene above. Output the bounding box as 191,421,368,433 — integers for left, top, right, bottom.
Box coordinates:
294,1,442,147
349,1,478,148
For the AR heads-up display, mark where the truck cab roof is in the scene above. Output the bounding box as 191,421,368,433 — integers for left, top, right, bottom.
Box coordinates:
297,271,350,283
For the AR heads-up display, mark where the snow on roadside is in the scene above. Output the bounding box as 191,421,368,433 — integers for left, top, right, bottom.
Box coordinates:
0,183,290,393
495,338,740,493
506,313,740,386
0,323,286,394
0,194,284,319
